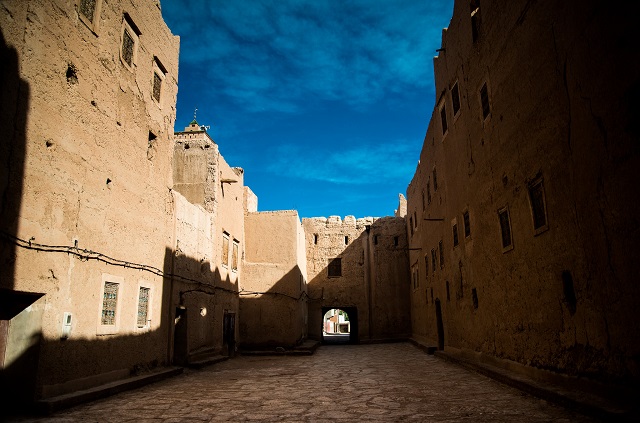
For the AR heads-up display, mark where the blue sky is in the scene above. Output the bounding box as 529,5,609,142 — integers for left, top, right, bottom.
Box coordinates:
160,0,454,218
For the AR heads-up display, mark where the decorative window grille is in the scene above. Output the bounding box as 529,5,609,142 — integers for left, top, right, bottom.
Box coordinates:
101,282,118,325
152,72,162,102
480,82,490,119
122,28,135,67
80,0,97,22
451,82,461,115
498,207,513,250
328,258,342,277
137,287,150,327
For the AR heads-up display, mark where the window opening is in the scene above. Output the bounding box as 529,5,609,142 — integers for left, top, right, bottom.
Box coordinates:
452,223,459,247
472,288,479,309
101,282,118,325
374,235,378,245
439,240,444,268
480,82,490,119
328,258,342,277
446,281,450,301
222,233,230,268
433,167,438,191
232,240,239,271
463,210,471,237
121,28,135,67
498,207,513,251
431,249,437,273
424,255,429,278
137,287,150,327
344,236,349,245
528,179,548,233
440,103,448,135
314,234,318,244
427,180,432,204
394,236,399,246
451,82,461,116
152,72,162,102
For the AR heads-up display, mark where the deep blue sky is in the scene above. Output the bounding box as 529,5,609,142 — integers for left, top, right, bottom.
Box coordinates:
161,0,454,218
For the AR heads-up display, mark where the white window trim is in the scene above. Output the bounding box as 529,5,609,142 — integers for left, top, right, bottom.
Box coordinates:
120,17,139,71
97,273,124,335
78,0,103,34
135,281,153,331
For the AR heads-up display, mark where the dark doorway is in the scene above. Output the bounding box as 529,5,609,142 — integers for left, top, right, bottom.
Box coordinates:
223,312,236,357
435,299,445,350
321,306,358,344
173,307,188,365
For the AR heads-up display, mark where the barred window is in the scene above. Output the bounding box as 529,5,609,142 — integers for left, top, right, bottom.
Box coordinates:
122,28,135,67
328,258,342,277
80,0,97,22
137,287,150,327
152,72,162,102
101,282,118,325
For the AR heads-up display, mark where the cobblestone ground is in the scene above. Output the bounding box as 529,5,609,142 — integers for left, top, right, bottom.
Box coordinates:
20,343,598,422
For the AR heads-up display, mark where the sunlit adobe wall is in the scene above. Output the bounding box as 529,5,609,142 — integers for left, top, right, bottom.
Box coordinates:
407,0,640,383
0,0,179,401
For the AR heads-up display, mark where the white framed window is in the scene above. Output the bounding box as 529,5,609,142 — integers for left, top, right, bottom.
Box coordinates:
97,274,124,335
136,282,152,329
78,0,102,33
120,13,141,71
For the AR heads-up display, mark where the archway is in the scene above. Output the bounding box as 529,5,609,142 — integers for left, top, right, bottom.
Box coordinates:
321,306,358,344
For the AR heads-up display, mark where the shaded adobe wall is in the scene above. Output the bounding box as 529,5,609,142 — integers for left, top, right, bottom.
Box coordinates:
240,211,306,348
406,0,640,383
303,215,410,342
0,0,180,401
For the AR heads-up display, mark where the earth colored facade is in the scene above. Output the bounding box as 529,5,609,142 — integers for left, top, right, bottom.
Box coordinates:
406,0,639,385
1,0,638,413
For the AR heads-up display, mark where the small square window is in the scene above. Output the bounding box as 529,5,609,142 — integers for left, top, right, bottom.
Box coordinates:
451,82,461,116
463,210,471,238
528,179,548,234
328,258,342,277
480,82,490,119
498,207,513,252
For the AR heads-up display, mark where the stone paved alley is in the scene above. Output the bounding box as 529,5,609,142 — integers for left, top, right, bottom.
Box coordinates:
11,343,597,422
